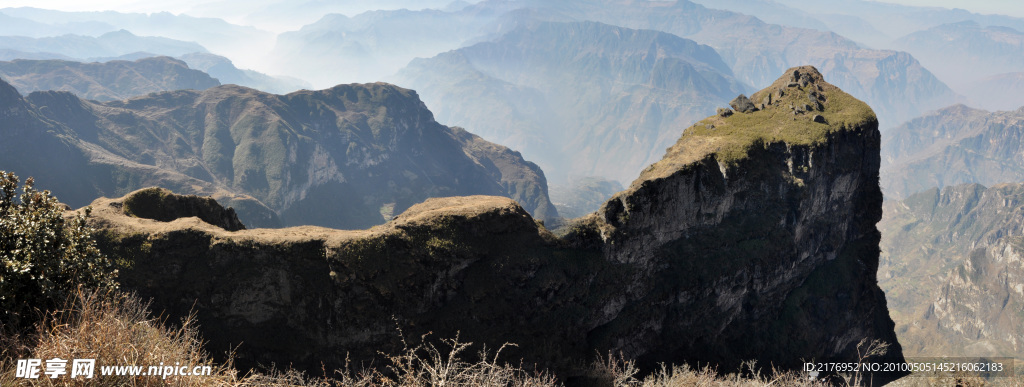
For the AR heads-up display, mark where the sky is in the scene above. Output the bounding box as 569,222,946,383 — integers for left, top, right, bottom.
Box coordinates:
873,0,1024,17
2,0,1024,19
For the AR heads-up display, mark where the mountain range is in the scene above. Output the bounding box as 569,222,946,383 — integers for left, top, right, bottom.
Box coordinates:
0,38,309,97
0,7,275,70
881,104,1024,200
268,4,511,87
894,21,1024,84
0,56,219,101
393,20,747,184
261,0,961,129
529,0,960,128
879,183,1024,360
773,0,1024,47
0,77,557,229
1,0,1022,378
0,29,207,59
177,53,310,94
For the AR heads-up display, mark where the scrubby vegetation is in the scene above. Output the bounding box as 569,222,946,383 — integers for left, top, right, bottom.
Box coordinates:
0,171,117,330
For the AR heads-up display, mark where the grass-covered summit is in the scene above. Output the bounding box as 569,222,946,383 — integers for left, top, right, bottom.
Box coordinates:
641,65,877,180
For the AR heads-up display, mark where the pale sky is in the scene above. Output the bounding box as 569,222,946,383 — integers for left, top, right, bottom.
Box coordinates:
0,0,1022,24
0,0,1019,14
873,0,1024,17
1,0,196,14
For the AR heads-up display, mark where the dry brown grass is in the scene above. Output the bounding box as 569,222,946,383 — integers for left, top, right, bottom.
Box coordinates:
4,290,1021,386
579,354,832,387
0,290,240,386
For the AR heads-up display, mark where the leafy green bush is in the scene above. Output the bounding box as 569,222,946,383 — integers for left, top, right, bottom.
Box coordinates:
0,171,117,329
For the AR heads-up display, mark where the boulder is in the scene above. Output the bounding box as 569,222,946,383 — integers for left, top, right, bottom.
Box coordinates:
729,94,757,113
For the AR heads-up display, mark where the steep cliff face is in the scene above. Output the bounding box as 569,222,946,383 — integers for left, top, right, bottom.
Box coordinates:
84,66,903,382
584,65,902,371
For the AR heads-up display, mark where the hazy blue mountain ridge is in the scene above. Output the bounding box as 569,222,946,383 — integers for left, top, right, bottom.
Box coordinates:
894,21,1024,87
0,30,207,59
178,52,311,94
773,0,1024,43
0,7,275,70
393,20,748,184
881,105,1024,200
0,11,116,37
269,3,520,87
0,56,220,101
508,0,959,128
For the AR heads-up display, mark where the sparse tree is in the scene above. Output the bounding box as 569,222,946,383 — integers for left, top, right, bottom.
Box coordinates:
0,171,117,330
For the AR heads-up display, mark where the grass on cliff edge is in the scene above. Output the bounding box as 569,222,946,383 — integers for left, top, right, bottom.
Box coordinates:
0,290,848,387
639,66,876,182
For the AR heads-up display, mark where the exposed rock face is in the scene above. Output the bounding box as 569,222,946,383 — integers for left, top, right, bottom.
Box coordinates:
84,66,904,383
879,183,1024,359
585,65,902,376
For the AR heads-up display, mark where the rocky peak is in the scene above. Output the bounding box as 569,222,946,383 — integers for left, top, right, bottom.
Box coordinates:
591,65,900,380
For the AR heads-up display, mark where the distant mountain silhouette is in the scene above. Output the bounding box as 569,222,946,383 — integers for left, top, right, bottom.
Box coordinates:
0,56,219,101
881,104,1024,199
393,20,748,184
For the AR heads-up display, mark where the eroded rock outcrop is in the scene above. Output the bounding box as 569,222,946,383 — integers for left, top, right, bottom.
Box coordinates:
121,187,246,231
81,66,905,383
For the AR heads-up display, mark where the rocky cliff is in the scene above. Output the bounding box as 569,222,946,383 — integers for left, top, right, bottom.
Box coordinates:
82,66,904,383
